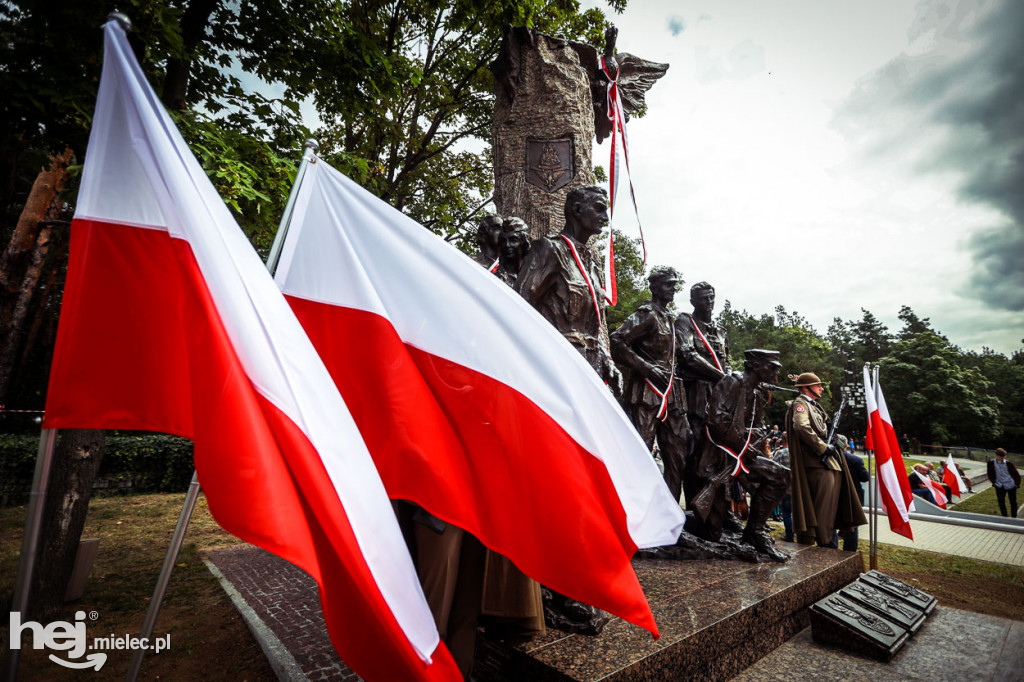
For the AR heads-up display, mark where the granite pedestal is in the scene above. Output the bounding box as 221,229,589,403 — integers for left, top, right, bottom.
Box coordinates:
207,541,860,681
474,541,862,681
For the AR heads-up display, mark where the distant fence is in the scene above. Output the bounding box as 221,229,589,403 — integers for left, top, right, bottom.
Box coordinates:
919,444,1023,467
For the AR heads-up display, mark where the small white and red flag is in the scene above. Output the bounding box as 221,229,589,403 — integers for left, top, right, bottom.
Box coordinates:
273,156,685,638
42,20,458,681
864,366,915,539
917,472,948,509
943,452,968,500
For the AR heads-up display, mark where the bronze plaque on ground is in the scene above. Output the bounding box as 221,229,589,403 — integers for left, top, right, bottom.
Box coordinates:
526,137,574,193
841,581,927,633
861,570,937,614
810,594,909,661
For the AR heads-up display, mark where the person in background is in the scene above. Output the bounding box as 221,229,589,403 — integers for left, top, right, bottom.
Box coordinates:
837,435,869,552
907,463,937,505
988,448,1020,518
772,432,794,542
925,461,952,499
785,372,866,548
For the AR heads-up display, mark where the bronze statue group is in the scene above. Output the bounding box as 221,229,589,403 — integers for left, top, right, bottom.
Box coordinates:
479,185,865,564
428,185,867,678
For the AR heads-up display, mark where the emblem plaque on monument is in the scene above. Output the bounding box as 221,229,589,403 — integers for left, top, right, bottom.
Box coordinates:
526,137,574,192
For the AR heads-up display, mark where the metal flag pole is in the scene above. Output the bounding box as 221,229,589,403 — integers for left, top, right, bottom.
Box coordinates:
3,428,58,681
870,363,880,569
125,139,318,682
124,472,200,681
872,440,880,569
265,138,319,275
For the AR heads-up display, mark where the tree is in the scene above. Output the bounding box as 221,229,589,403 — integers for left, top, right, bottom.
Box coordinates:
717,303,842,426
604,229,647,332
896,304,940,341
881,331,1001,446
961,345,1024,450
851,308,891,362
234,0,622,248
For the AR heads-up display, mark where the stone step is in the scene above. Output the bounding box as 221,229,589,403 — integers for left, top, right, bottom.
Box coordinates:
474,543,863,681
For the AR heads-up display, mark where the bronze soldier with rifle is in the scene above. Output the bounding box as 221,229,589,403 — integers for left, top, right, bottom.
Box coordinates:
689,349,790,561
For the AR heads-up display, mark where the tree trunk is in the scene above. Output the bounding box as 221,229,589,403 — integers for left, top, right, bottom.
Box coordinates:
161,0,221,110
0,148,73,406
27,429,106,621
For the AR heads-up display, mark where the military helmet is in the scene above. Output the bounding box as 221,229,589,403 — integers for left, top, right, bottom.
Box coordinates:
790,372,823,387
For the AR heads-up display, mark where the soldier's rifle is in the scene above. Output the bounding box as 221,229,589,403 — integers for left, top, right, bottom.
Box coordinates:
690,430,768,521
759,383,799,394
819,393,849,465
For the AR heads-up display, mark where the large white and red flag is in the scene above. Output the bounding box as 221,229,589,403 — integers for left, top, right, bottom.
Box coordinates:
273,156,685,637
42,20,459,681
943,452,968,500
864,366,914,539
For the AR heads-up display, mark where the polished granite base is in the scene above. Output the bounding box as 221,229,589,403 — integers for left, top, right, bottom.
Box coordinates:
473,541,862,682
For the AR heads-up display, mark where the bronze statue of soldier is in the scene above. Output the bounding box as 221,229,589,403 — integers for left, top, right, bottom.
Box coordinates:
474,215,503,269
675,282,731,509
610,266,690,503
688,349,790,562
495,217,530,287
513,185,619,634
515,185,621,394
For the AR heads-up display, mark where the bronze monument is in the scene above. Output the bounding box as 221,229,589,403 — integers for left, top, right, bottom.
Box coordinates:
675,282,731,509
495,217,530,287
474,214,503,268
515,185,620,394
491,25,667,239
689,349,790,562
610,266,690,503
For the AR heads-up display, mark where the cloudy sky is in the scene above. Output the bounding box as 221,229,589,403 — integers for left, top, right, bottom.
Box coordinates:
591,0,1023,355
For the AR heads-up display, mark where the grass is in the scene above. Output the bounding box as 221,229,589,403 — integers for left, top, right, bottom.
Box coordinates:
768,523,1024,621
1,492,275,681
952,486,1006,516
858,541,1024,621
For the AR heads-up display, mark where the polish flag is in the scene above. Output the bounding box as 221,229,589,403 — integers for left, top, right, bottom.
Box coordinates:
918,473,948,509
864,366,914,539
943,452,968,500
274,157,685,637
42,21,458,681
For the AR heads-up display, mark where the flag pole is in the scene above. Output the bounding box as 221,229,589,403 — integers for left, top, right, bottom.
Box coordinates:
3,427,58,680
124,472,200,681
869,444,878,570
870,364,879,569
124,138,317,682
265,138,319,276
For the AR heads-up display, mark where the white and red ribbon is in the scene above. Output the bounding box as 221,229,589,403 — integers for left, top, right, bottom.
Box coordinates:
705,394,758,477
489,258,499,273
690,317,723,372
643,324,676,421
598,55,648,307
561,235,602,327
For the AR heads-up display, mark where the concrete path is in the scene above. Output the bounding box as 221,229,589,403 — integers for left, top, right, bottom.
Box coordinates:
867,515,1024,567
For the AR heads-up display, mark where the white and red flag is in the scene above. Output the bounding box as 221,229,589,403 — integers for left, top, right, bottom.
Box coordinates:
273,156,685,637
917,473,948,509
864,366,914,539
42,20,458,681
943,452,968,500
